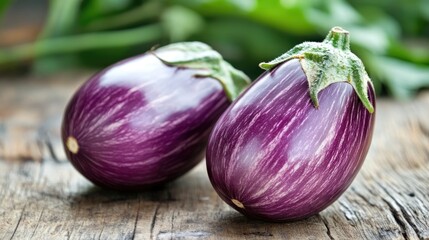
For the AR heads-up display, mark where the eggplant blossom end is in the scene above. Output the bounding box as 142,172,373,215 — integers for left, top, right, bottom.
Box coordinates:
66,136,79,154
259,27,374,113
152,42,250,101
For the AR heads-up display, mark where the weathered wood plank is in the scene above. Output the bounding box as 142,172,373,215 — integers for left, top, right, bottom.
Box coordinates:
0,75,428,239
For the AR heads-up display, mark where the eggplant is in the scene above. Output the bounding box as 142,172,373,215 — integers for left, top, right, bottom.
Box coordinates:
62,42,250,190
206,27,376,221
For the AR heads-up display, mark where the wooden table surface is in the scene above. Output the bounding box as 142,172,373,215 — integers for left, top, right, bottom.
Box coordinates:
0,74,428,240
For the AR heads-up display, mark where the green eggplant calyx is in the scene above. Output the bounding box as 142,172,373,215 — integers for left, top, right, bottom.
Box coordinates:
259,27,374,113
152,42,250,101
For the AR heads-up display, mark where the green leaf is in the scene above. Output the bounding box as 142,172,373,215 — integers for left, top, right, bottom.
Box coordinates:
306,0,362,28
0,24,162,68
40,0,82,37
175,0,316,34
82,1,162,31
161,5,204,42
35,0,83,73
0,0,12,21
306,1,391,54
367,55,429,98
421,0,429,20
80,0,133,23
388,39,429,65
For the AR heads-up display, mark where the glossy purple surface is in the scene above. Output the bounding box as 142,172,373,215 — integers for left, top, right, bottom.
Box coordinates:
206,59,376,221
62,52,228,190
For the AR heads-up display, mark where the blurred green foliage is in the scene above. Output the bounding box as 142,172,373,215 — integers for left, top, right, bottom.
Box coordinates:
0,0,12,17
1,0,428,98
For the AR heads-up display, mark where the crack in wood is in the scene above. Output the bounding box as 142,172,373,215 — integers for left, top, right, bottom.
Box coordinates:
338,200,356,224
9,205,26,240
170,211,175,240
30,208,44,238
321,217,335,240
37,128,64,163
381,197,409,240
351,187,376,207
150,202,161,240
130,197,141,240
417,121,429,138
66,230,71,240
385,192,422,239
67,216,76,240
350,185,419,239
44,139,61,163
377,182,423,240
97,224,105,240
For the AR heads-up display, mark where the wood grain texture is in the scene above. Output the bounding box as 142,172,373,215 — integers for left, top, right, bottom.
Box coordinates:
0,74,428,240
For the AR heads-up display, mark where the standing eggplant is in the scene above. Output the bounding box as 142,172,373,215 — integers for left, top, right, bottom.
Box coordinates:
62,42,249,190
206,27,376,221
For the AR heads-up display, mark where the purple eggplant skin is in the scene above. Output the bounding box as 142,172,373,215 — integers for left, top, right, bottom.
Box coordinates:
206,59,376,221
62,51,230,190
